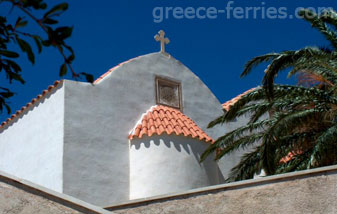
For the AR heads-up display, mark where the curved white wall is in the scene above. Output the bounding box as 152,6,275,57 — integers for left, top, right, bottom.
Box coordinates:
62,52,225,206
130,134,221,200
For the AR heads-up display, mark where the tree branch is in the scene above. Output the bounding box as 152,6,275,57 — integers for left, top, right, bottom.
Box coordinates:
7,0,78,78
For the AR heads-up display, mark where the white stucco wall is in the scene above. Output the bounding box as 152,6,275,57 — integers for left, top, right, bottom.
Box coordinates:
129,134,221,200
216,112,268,179
0,52,271,206
62,52,225,206
216,114,251,179
0,85,64,192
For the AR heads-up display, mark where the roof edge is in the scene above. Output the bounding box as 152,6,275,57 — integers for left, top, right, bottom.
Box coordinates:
93,52,189,84
130,132,214,144
94,52,165,84
222,87,258,111
128,105,214,143
0,80,63,130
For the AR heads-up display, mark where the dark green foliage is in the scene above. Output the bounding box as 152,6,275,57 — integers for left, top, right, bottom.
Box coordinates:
60,63,67,76
0,87,14,114
0,0,94,114
202,9,337,181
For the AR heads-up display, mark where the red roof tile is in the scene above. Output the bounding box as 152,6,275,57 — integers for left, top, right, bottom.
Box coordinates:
129,105,214,143
0,80,62,129
222,88,257,111
280,150,304,164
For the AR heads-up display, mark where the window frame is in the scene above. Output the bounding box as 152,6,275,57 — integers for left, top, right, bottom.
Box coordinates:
155,76,183,111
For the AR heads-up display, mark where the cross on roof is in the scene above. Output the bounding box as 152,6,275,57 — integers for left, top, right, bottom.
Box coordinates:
154,30,170,54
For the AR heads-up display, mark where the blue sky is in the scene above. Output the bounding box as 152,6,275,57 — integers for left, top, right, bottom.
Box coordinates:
1,0,337,122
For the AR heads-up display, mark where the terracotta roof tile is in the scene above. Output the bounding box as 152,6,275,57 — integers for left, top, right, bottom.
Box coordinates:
222,88,257,111
280,150,304,164
129,105,214,143
0,80,62,129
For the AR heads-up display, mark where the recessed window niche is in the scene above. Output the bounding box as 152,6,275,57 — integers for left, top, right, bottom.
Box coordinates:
155,76,182,111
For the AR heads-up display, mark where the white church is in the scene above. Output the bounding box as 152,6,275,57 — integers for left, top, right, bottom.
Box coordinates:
0,31,252,207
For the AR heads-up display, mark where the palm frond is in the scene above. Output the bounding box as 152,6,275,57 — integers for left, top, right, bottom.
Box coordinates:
226,146,263,182
204,8,337,182
321,9,337,29
299,9,337,49
310,124,337,167
215,133,265,161
241,53,280,77
201,119,271,162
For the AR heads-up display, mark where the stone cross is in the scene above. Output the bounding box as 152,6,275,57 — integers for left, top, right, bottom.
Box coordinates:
154,30,170,54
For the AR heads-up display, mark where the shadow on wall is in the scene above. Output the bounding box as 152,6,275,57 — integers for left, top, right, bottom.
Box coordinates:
131,136,192,154
130,134,225,185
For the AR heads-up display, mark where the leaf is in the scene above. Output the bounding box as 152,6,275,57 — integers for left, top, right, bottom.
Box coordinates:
0,100,12,114
44,3,68,18
81,72,94,83
41,40,51,47
66,54,75,63
56,26,73,40
33,36,42,53
0,16,6,24
0,87,14,99
4,103,11,114
0,92,14,98
26,0,47,10
60,63,67,76
9,72,25,84
6,60,22,73
69,54,75,61
0,50,19,58
15,17,28,28
64,44,74,54
17,37,35,64
0,87,10,92
26,45,35,64
43,18,58,25
40,3,47,9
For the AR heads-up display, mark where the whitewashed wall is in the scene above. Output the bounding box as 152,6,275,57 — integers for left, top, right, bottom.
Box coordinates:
0,85,64,192
62,52,225,206
216,111,269,179
129,134,221,200
0,52,241,207
216,114,252,179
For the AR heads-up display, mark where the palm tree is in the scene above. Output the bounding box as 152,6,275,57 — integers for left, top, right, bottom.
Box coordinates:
201,9,337,182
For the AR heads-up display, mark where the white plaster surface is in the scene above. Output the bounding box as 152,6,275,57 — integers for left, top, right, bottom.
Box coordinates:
0,52,246,207
216,112,268,180
0,85,64,192
62,52,226,206
216,115,252,179
129,134,221,199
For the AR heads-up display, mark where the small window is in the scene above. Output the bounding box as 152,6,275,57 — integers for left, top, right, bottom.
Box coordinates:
155,77,182,110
